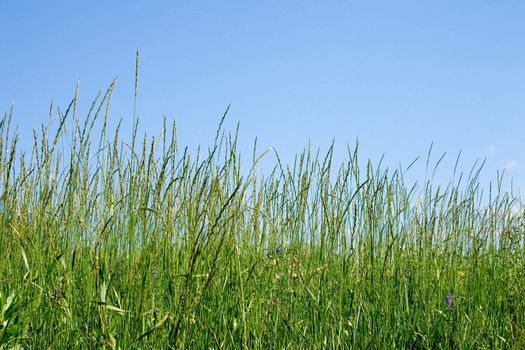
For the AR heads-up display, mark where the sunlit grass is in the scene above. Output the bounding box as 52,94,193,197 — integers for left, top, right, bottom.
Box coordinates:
1,81,524,349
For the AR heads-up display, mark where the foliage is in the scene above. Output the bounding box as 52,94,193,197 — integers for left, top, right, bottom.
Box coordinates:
1,82,524,349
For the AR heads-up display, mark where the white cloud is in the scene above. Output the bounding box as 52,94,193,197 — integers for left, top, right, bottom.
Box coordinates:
510,204,524,218
503,160,520,171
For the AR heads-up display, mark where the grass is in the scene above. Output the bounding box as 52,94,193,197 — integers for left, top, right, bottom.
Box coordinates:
1,80,524,349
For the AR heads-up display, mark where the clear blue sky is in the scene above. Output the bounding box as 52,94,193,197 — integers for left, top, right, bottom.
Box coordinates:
1,1,524,193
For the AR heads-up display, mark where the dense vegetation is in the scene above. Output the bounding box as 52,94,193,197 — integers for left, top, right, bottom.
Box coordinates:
1,81,524,349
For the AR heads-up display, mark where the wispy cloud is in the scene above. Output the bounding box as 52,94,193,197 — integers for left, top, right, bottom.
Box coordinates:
510,204,524,217
503,160,520,171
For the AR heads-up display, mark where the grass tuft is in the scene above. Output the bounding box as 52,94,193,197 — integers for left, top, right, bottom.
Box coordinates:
1,82,524,349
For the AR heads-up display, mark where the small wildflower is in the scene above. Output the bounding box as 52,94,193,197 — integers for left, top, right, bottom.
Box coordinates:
457,270,465,278
446,292,455,309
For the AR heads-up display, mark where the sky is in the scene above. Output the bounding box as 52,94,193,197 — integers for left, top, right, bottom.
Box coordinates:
1,1,524,195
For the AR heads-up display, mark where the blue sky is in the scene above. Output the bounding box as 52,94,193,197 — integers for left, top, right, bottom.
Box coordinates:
1,1,524,193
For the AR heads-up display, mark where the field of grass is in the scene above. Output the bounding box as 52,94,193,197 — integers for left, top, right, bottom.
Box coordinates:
1,81,525,349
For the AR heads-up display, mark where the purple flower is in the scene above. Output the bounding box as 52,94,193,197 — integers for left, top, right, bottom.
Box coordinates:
446,292,454,309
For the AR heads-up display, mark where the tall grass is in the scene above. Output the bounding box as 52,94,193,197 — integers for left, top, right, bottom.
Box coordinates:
1,82,524,349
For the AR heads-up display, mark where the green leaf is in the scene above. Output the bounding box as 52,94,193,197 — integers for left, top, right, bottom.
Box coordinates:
104,304,126,314
100,281,107,304
3,292,14,315
20,247,29,273
136,313,169,341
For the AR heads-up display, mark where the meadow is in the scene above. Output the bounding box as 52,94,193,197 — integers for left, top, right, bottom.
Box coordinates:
1,81,524,349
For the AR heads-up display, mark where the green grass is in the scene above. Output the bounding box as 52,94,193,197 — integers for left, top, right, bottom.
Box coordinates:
1,81,524,349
